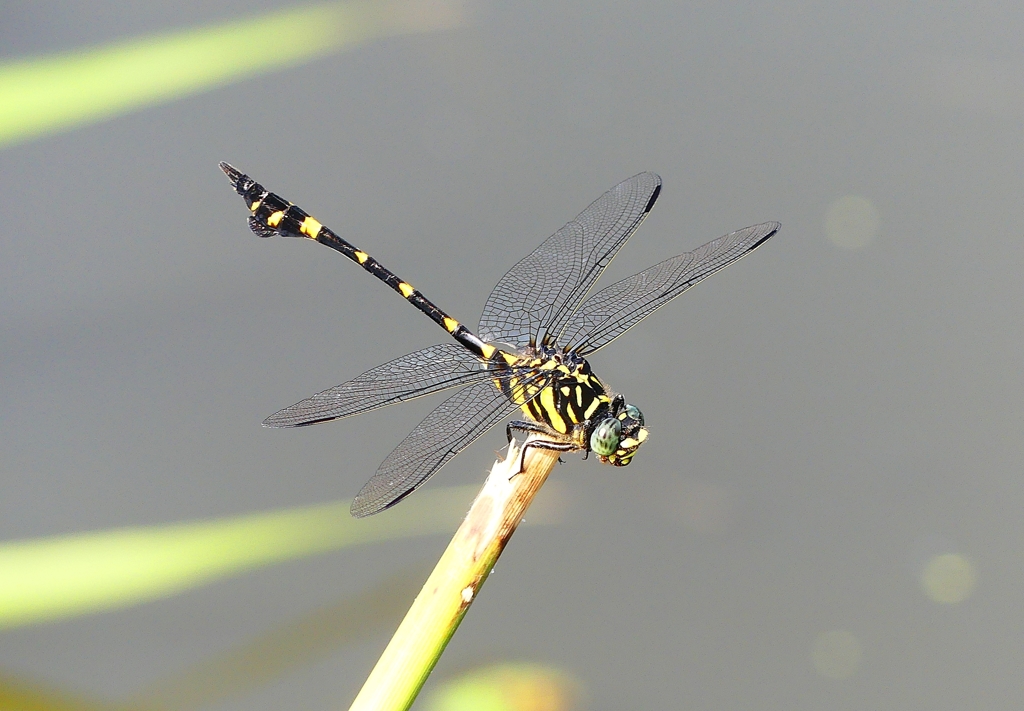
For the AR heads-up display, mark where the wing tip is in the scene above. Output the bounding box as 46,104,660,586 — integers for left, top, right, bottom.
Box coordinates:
262,413,334,428
749,221,781,251
261,410,289,427
350,490,412,518
644,181,662,214
349,501,371,518
349,499,377,518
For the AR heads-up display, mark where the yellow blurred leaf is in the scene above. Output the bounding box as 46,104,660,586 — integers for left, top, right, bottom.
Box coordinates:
0,486,477,629
0,673,113,711
423,663,580,711
0,0,466,149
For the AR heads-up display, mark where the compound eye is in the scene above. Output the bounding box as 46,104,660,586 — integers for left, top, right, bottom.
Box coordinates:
624,404,644,426
590,418,622,457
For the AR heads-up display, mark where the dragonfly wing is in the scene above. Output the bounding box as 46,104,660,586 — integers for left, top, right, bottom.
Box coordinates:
263,343,488,427
350,372,549,517
478,173,662,348
562,222,780,355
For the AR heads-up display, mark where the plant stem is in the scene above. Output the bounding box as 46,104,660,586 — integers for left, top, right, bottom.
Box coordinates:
348,435,561,711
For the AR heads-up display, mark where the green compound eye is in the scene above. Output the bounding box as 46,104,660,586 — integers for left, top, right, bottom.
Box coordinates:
590,418,622,456
624,404,644,425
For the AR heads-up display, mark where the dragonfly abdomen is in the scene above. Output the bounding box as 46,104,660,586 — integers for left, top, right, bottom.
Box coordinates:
220,162,494,361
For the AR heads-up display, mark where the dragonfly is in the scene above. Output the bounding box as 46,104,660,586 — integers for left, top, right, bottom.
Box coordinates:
221,163,779,517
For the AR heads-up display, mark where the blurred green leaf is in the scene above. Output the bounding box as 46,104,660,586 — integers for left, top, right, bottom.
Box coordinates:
0,0,465,149
0,486,477,629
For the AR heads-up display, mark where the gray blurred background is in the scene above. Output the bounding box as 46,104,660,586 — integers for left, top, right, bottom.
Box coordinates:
2,0,1022,708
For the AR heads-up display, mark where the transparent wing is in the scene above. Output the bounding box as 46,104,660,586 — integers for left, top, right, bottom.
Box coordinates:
263,343,488,427
350,371,550,517
562,222,780,355
478,173,662,348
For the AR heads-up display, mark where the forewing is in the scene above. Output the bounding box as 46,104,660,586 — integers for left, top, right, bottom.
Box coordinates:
562,222,780,355
350,372,549,517
263,343,487,427
478,173,662,348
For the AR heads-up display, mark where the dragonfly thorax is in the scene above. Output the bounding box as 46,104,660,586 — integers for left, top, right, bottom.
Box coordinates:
496,346,649,465
494,348,601,434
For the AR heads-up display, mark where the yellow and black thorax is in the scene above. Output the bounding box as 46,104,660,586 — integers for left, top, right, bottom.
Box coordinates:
492,347,610,438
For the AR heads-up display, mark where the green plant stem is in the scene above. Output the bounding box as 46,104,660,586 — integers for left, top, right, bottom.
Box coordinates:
348,436,560,711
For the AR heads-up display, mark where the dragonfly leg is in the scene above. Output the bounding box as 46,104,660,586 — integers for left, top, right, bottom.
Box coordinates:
506,420,578,476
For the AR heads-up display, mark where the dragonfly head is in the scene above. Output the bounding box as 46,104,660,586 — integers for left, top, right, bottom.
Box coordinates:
591,402,648,466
